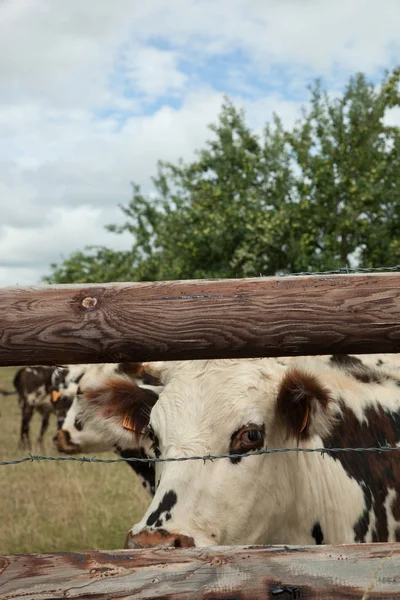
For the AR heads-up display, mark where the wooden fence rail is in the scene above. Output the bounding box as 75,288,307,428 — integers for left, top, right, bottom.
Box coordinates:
1,544,400,599
1,273,400,366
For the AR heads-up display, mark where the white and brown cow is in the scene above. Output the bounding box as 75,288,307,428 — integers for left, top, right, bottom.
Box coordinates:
13,364,90,448
13,366,59,448
53,362,161,496
76,353,400,549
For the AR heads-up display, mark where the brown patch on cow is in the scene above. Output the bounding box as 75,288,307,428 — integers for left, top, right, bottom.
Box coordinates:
83,377,159,441
330,354,365,369
392,493,400,521
323,401,400,542
330,354,400,386
351,369,387,385
125,528,195,549
276,369,331,442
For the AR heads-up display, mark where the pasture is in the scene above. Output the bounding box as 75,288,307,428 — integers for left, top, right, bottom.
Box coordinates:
0,367,150,554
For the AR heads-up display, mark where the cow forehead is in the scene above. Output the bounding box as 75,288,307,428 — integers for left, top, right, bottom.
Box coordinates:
158,357,288,385
150,358,284,434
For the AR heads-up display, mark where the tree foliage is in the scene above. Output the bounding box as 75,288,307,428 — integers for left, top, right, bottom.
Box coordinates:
44,68,400,284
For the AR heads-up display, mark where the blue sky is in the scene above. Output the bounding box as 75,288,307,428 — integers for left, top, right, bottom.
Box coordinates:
0,0,399,286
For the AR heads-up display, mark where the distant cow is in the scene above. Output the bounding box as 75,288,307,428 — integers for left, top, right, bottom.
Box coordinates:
12,364,88,448
13,366,57,448
53,362,162,496
76,353,400,549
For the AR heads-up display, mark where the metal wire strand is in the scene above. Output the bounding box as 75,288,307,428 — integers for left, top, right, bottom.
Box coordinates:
1,445,399,466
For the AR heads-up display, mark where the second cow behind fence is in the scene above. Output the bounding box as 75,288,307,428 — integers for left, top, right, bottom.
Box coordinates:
53,361,161,496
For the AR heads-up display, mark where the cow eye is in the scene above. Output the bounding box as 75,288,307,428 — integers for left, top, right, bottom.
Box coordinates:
243,429,263,443
230,425,265,455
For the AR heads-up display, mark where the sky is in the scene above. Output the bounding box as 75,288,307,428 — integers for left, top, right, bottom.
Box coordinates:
0,0,399,287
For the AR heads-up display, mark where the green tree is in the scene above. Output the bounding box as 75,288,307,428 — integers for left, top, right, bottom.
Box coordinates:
44,67,400,284
286,68,400,271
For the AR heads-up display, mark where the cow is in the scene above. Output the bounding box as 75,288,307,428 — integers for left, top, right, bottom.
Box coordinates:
74,353,400,549
12,364,89,448
13,366,58,448
53,362,161,496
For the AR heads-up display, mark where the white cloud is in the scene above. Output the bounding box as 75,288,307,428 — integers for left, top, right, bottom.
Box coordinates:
0,205,132,285
0,0,399,286
385,106,400,127
0,88,226,284
122,46,187,97
1,0,399,108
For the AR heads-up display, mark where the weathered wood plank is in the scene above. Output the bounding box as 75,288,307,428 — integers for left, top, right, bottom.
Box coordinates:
1,273,400,366
1,544,400,599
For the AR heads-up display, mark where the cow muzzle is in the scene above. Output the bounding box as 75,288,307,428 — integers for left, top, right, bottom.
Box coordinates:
125,528,196,549
54,429,81,454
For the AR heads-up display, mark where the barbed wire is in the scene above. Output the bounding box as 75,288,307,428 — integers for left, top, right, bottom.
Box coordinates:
1,445,400,467
262,265,400,277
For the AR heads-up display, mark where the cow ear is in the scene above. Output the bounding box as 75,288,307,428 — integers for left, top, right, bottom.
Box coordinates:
276,368,332,443
82,375,159,449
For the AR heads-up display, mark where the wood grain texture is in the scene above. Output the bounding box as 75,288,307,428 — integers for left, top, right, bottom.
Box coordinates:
1,273,400,366
1,544,400,599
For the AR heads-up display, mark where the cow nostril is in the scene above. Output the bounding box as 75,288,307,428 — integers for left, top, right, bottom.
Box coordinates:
173,538,182,548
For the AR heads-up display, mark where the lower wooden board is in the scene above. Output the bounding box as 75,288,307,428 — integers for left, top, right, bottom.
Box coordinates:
1,544,400,599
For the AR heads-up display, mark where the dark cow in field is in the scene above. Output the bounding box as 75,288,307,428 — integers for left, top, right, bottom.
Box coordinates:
53,362,161,496
71,353,400,549
13,366,56,448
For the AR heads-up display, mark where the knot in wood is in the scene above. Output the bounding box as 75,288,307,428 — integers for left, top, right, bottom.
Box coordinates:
82,296,97,309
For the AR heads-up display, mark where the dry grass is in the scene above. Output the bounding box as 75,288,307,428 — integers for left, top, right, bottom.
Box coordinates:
0,367,151,554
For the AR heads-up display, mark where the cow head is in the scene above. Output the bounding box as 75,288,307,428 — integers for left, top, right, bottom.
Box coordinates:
53,363,159,452
53,396,116,454
53,363,162,495
80,357,343,548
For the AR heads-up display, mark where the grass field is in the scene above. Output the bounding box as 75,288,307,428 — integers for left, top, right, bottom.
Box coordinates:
0,367,151,554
